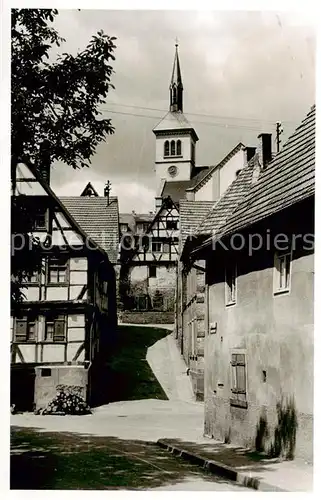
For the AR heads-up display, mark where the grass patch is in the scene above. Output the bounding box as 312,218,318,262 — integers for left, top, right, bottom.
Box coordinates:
92,325,170,405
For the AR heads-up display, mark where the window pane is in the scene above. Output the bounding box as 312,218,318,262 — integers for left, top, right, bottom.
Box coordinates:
58,271,66,283
279,256,285,288
27,324,35,340
285,255,291,288
45,324,54,340
236,365,246,391
231,365,237,390
49,270,58,283
236,354,245,364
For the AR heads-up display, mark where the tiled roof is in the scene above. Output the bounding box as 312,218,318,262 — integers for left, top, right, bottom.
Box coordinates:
195,156,257,236
218,105,315,239
60,196,119,264
179,200,214,248
15,160,115,263
193,105,315,254
161,167,211,203
119,212,155,232
187,142,245,193
161,180,194,204
153,111,199,140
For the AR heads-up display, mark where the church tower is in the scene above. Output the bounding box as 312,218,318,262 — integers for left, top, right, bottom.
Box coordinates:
153,44,199,186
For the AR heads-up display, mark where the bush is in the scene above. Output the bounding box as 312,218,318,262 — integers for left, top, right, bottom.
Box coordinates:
42,386,91,416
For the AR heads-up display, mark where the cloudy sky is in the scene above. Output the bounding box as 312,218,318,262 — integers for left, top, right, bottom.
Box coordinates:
49,9,316,212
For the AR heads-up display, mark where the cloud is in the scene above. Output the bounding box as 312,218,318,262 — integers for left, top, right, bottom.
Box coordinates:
55,169,155,213
50,10,315,212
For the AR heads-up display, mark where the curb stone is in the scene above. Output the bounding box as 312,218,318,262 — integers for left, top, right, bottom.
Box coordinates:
157,439,287,492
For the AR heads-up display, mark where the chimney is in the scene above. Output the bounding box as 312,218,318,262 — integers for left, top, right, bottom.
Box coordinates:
185,189,195,201
39,165,51,185
104,180,111,205
257,133,272,169
242,146,256,166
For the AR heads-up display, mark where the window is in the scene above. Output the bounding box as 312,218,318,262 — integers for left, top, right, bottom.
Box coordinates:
166,220,178,230
152,241,162,253
230,353,247,408
225,264,236,305
120,223,129,233
191,142,195,163
45,314,66,342
176,140,182,156
34,209,47,230
26,268,40,284
41,368,52,377
153,290,164,311
274,251,291,294
191,319,197,357
163,243,170,254
164,141,169,157
48,257,68,284
14,315,36,342
172,85,177,104
149,265,157,278
135,295,149,311
170,140,176,156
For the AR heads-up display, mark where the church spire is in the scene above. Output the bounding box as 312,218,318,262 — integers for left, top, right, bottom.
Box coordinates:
169,42,183,112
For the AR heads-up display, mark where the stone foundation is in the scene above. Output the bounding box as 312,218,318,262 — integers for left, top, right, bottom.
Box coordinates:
34,364,88,410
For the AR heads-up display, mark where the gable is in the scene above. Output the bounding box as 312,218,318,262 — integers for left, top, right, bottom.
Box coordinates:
12,161,106,257
80,182,99,197
15,163,48,196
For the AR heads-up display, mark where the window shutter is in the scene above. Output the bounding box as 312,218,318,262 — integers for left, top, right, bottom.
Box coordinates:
15,319,27,340
54,320,65,341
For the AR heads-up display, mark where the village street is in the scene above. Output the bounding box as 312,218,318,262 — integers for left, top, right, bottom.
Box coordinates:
11,399,249,491
10,327,249,491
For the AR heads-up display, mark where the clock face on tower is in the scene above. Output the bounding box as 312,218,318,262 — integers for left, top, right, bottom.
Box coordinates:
168,165,178,178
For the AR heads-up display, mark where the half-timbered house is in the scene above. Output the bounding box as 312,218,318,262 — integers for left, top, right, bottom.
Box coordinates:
11,161,118,411
119,196,179,324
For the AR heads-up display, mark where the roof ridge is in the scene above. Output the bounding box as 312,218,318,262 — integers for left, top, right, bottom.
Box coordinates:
189,142,246,192
196,155,258,236
17,160,111,260
198,105,315,246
